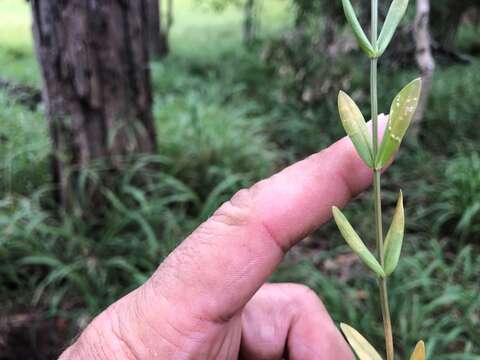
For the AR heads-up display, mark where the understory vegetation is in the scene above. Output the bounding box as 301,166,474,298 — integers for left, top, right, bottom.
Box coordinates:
1,0,479,358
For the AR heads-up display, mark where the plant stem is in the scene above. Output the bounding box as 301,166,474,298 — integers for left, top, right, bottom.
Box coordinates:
371,1,394,359
371,0,378,50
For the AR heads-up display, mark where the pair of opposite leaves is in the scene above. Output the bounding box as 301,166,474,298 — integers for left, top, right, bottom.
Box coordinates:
333,78,422,278
339,78,422,171
341,323,425,360
343,0,410,58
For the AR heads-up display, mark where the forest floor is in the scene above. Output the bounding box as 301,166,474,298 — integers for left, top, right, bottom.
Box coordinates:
1,0,480,359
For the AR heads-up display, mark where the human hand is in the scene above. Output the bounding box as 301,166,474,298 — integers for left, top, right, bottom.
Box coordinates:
60,118,387,360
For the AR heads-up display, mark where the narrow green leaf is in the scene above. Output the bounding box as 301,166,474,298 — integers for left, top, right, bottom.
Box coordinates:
410,340,426,360
376,78,422,168
18,255,63,268
340,323,383,360
384,191,405,276
377,0,410,56
332,207,385,277
341,0,376,57
338,91,374,168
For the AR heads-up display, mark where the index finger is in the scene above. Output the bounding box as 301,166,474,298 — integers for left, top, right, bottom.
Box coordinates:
148,117,387,323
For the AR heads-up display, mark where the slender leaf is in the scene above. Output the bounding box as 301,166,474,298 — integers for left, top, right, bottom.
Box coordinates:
341,0,376,57
376,78,422,168
384,191,405,276
332,207,385,277
340,323,383,360
410,340,426,360
378,0,410,56
18,255,63,268
338,91,374,168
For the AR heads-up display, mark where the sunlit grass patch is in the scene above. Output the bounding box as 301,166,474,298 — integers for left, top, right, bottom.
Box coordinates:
0,0,39,85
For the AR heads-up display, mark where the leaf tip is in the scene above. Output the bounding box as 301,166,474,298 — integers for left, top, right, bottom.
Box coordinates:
340,323,355,337
340,323,384,360
338,90,350,105
397,190,404,215
332,206,340,217
410,340,426,360
409,77,423,95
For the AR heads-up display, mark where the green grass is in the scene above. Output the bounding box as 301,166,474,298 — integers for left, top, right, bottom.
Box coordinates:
426,152,480,243
273,238,480,359
1,0,480,358
457,22,480,53
0,0,39,85
420,60,480,155
170,0,292,60
0,92,50,194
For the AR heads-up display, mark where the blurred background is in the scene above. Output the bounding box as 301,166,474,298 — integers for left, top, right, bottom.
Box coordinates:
0,0,479,358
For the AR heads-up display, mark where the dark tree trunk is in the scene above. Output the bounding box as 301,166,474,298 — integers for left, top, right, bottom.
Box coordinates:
244,0,256,47
31,0,157,209
146,0,169,59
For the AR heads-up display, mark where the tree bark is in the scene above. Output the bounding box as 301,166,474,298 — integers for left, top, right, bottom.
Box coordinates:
31,0,157,209
146,0,169,59
413,0,435,137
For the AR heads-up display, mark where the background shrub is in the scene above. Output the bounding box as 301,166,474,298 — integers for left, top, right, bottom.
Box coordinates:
429,152,480,242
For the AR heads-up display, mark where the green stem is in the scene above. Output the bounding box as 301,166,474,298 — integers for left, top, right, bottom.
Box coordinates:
371,2,394,359
371,0,378,50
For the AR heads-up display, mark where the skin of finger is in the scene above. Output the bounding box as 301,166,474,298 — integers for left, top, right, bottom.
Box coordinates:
61,287,245,360
60,117,387,359
146,117,388,324
240,284,354,360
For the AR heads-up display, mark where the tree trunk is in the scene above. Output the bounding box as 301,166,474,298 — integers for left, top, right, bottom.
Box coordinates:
413,0,435,138
146,0,169,59
31,0,157,209
244,0,256,47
